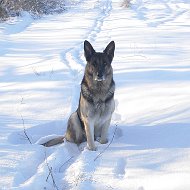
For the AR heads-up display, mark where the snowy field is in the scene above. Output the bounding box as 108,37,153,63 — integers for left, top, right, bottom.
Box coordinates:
0,0,190,189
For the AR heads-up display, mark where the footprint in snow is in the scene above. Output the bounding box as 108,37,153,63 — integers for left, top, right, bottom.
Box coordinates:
114,127,123,140
114,158,126,179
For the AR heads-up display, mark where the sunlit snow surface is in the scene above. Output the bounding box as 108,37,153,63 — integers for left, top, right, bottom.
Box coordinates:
0,0,190,189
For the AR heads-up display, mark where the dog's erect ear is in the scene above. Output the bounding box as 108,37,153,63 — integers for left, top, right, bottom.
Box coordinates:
104,41,115,63
84,40,95,62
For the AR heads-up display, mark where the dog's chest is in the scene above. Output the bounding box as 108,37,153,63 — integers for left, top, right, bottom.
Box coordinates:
80,79,115,121
92,97,115,123
94,100,106,113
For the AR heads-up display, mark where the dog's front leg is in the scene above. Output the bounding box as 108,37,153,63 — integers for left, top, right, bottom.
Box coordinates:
100,119,111,144
84,120,96,151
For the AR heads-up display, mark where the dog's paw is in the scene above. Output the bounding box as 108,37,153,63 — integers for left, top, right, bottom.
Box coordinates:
87,145,97,151
96,137,108,144
99,138,108,144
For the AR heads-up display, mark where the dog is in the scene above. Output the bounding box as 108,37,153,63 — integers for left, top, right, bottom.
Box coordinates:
42,40,115,151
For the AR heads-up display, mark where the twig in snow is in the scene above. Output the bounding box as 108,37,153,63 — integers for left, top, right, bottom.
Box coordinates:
59,156,74,173
44,150,59,190
21,115,32,144
18,133,30,141
46,166,53,182
32,67,41,76
49,67,54,79
94,125,118,161
20,97,25,104
121,0,131,8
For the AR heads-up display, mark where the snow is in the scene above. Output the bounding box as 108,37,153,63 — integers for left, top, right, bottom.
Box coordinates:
0,0,190,189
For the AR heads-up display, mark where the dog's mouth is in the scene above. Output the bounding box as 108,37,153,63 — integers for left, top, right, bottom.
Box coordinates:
95,76,105,82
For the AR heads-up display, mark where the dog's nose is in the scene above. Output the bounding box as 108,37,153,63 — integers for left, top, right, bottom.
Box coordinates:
97,72,103,78
95,72,105,81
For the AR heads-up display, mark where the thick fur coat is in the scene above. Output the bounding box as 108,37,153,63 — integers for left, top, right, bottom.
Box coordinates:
43,40,115,151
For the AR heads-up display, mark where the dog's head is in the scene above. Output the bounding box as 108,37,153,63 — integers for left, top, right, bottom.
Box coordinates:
84,40,115,82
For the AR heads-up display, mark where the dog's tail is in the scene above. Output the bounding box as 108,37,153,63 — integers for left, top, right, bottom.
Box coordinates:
41,136,65,147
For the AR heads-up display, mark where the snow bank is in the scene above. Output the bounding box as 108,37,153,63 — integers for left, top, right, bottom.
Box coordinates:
0,0,190,189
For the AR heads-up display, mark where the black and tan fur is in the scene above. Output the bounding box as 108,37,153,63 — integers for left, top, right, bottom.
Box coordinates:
43,40,115,151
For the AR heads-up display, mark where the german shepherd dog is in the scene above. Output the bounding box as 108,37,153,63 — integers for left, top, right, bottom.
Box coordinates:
43,40,115,151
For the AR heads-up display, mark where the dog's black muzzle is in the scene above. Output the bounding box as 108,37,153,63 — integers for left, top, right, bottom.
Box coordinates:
95,72,105,82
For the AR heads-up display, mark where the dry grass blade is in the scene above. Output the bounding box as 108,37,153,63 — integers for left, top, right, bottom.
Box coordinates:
21,115,32,144
59,156,74,172
94,125,118,161
44,150,59,190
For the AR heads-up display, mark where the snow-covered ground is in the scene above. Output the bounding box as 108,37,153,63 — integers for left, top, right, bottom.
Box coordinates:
1,0,190,189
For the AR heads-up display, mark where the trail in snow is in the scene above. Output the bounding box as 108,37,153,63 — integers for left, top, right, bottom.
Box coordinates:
1,0,190,189
60,0,113,111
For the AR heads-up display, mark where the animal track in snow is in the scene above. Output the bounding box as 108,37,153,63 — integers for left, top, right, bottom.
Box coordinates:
132,0,189,27
114,127,123,139
114,158,126,179
138,187,145,190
